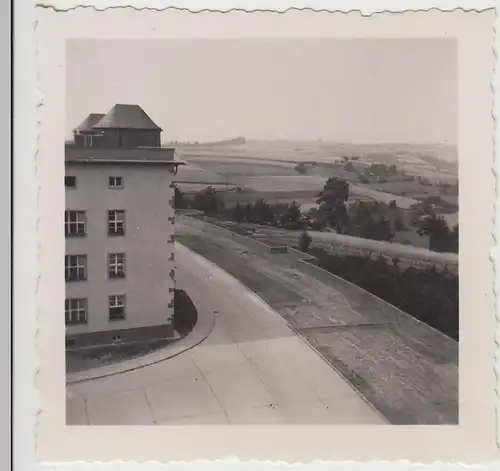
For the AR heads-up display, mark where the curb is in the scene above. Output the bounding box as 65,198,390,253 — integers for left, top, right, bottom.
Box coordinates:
66,295,216,385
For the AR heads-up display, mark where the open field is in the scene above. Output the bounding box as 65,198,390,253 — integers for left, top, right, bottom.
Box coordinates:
174,163,229,184
180,159,298,177
176,140,458,180
241,175,325,192
176,147,459,234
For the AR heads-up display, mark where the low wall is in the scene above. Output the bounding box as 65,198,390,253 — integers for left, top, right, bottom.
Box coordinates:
260,230,458,274
310,241,458,274
295,257,458,359
180,215,458,274
268,246,288,254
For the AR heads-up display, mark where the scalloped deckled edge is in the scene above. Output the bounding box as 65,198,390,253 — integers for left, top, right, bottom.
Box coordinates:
492,0,499,458
32,4,499,467
36,4,498,14
34,5,43,466
475,7,500,465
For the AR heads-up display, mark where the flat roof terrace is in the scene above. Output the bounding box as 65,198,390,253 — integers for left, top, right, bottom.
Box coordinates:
65,145,187,167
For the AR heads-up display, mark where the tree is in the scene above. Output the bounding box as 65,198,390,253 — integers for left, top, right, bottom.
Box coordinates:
393,214,408,231
244,202,252,222
360,217,394,241
174,186,187,209
311,218,327,231
282,201,302,227
192,186,219,215
295,163,307,174
348,201,395,241
344,162,355,172
252,198,274,224
351,201,384,224
417,214,454,252
308,208,327,231
270,202,288,224
450,224,459,253
317,177,350,233
299,231,312,252
233,201,244,222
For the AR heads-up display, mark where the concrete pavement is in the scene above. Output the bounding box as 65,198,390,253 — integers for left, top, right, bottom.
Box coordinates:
66,243,386,425
176,216,459,424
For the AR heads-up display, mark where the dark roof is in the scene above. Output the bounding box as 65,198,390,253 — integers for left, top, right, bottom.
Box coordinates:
93,104,162,131
74,113,105,133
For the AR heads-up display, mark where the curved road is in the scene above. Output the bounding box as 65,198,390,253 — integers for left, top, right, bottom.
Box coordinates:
66,243,385,425
176,215,459,425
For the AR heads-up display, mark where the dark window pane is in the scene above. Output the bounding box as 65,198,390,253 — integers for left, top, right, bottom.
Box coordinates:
65,176,76,188
109,307,124,320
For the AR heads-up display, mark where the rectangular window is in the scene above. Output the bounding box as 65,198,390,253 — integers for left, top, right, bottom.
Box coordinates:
65,176,76,188
108,210,125,236
65,210,86,237
108,253,125,278
65,255,87,281
65,298,88,325
109,294,126,320
109,176,124,188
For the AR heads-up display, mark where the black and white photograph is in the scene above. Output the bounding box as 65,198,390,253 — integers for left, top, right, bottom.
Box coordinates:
64,37,460,426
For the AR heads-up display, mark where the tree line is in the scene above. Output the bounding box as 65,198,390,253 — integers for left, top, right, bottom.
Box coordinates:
175,177,458,254
175,186,305,228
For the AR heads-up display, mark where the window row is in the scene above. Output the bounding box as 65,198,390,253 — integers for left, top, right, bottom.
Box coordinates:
65,210,125,237
65,295,126,325
65,175,124,189
65,253,125,281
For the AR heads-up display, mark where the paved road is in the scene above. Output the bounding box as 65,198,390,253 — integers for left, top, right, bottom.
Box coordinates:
66,243,385,425
176,216,459,425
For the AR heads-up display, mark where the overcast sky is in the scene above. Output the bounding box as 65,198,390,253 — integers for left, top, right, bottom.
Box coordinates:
66,39,456,145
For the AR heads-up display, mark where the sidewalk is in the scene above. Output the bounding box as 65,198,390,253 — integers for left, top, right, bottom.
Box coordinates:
66,296,215,384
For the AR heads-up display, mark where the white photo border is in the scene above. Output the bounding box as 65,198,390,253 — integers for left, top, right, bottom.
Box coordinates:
12,1,499,470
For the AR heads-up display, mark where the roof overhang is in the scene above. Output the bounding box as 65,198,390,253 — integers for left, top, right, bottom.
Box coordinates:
66,159,186,164
65,146,185,167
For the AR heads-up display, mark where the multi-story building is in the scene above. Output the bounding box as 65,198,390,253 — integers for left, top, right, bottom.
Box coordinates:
65,104,182,347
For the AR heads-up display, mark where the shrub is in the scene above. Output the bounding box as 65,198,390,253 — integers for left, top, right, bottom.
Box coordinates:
298,231,312,252
394,214,408,231
173,289,198,335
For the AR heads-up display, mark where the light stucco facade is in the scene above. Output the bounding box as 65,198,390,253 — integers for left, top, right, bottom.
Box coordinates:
65,162,176,345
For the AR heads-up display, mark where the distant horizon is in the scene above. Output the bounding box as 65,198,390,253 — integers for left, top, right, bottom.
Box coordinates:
67,39,457,146
162,137,458,148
